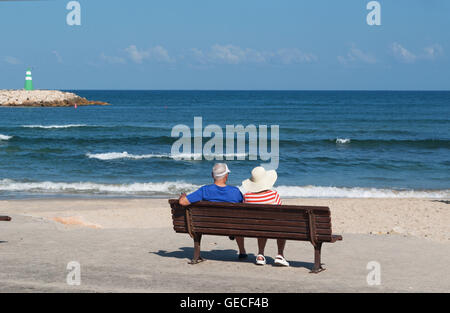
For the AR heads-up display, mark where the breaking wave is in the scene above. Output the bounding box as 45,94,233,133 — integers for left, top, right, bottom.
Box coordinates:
0,179,448,198
86,151,249,160
276,185,450,199
0,134,12,140
336,138,351,144
0,179,199,195
22,124,88,129
86,152,169,160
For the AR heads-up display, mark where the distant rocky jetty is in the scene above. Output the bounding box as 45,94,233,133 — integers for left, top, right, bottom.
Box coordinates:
0,90,109,107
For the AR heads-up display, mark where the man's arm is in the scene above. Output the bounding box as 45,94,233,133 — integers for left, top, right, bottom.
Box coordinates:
179,187,203,206
178,193,191,206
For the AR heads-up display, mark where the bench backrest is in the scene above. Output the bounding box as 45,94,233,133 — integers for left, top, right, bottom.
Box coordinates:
169,200,335,243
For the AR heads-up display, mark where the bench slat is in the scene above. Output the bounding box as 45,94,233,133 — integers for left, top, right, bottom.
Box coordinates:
192,216,332,230
173,220,187,227
193,227,310,240
193,205,331,216
192,221,332,235
190,207,331,222
173,226,188,233
172,215,187,222
171,211,186,219
171,203,331,217
187,200,331,213
193,221,307,234
193,216,305,227
193,227,334,242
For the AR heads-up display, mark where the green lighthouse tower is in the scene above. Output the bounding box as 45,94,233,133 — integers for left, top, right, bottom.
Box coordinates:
25,68,34,91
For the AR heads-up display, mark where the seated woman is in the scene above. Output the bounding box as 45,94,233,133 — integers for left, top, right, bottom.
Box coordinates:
240,166,289,267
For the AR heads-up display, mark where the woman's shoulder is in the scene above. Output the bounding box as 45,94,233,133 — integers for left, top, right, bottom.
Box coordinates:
244,189,278,195
243,189,282,205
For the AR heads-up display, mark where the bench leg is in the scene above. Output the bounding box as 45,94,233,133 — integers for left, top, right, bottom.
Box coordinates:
189,234,205,265
310,242,325,274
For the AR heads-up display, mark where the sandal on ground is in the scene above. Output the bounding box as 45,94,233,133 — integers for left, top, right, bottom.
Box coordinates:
188,257,206,265
274,255,290,267
255,254,266,265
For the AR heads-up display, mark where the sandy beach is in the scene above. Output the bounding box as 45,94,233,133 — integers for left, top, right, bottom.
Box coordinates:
0,197,448,293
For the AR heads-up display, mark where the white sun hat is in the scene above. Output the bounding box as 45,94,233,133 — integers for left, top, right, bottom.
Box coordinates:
242,166,278,193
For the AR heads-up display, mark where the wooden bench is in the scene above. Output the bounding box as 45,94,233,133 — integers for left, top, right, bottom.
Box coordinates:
0,216,11,222
169,199,342,273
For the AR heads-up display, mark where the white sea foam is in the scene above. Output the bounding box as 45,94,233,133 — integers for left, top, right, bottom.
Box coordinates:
86,152,169,160
0,179,448,198
276,185,450,199
86,151,249,161
0,179,199,195
0,134,12,140
336,138,351,144
22,124,87,129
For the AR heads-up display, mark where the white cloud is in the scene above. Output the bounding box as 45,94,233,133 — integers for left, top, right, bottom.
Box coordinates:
125,45,149,64
125,45,174,64
423,44,444,59
100,53,126,64
151,46,175,63
391,42,444,63
190,44,316,65
274,48,318,64
4,56,21,65
211,44,269,64
391,42,417,63
209,44,253,64
338,45,377,65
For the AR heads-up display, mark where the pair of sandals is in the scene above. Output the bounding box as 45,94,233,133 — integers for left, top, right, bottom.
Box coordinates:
256,254,289,267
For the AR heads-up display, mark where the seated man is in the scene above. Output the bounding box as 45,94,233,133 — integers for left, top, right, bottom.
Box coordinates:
178,163,247,258
178,163,243,205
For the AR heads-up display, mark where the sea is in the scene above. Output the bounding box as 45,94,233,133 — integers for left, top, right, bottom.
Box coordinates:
0,90,448,199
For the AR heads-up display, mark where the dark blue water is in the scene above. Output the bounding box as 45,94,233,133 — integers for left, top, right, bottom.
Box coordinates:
0,90,449,198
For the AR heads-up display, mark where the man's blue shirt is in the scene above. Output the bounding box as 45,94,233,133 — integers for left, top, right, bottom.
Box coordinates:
186,184,243,203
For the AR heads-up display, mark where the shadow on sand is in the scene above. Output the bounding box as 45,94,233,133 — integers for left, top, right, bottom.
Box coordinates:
431,200,450,205
151,247,315,270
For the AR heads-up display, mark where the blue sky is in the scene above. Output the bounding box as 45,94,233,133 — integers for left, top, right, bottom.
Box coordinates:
0,0,449,90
